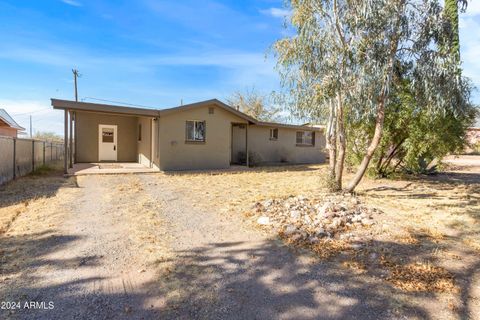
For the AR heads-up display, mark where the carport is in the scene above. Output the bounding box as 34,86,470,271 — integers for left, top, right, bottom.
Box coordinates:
51,99,161,174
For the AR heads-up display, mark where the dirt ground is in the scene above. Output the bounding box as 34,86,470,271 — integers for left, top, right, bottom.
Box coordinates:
0,156,478,319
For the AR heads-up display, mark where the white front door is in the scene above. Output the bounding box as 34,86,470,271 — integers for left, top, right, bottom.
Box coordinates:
98,124,117,161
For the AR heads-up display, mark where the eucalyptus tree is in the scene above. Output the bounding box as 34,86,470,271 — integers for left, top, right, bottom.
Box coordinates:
444,0,468,58
274,0,470,192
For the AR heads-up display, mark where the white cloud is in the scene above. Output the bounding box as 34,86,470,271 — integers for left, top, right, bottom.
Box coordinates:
260,7,292,19
459,16,480,93
0,99,64,135
61,0,82,7
463,2,480,16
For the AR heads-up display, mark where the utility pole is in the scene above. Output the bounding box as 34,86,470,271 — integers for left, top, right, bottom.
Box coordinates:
72,69,80,101
70,68,80,170
29,115,32,138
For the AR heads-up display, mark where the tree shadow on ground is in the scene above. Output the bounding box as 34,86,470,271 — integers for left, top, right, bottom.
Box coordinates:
146,236,479,320
1,233,478,319
360,170,480,224
0,171,79,209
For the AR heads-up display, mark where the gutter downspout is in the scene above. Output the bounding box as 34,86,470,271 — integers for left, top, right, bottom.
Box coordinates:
245,123,249,167
150,118,153,168
156,111,161,170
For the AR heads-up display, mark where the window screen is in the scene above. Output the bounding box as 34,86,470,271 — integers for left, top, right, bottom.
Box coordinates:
296,131,314,145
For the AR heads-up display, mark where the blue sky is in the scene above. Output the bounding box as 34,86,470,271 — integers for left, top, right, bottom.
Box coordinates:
0,0,479,134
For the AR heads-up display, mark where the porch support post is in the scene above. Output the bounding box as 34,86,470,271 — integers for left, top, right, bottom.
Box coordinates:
150,118,153,168
69,110,73,168
74,111,77,164
245,123,249,167
64,109,68,174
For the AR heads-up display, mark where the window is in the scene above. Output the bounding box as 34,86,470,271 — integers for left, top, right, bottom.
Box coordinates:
138,124,142,141
269,128,278,140
296,131,314,146
102,128,114,143
186,120,206,142
208,107,215,114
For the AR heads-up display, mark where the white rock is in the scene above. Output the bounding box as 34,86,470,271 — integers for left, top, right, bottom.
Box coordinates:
361,218,374,226
317,202,332,216
257,216,271,225
308,236,319,244
262,199,273,207
290,210,301,219
284,225,297,235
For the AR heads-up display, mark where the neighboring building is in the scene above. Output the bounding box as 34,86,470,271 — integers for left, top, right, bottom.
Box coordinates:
0,109,25,138
466,127,480,153
51,98,326,172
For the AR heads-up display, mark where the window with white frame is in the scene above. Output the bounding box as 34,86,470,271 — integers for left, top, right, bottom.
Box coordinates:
296,131,314,146
269,128,278,140
186,120,206,142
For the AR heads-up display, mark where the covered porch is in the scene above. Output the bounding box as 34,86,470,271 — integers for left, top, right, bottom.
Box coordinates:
52,99,161,175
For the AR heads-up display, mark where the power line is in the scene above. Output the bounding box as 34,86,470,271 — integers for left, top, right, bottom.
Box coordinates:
81,97,157,109
11,107,52,116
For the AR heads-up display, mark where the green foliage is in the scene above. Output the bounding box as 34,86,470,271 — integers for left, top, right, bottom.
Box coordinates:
274,0,476,189
346,66,478,176
444,0,460,58
30,164,56,176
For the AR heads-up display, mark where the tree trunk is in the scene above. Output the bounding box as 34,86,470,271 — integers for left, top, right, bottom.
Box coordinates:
345,99,386,192
334,95,346,190
344,0,405,192
444,0,460,59
378,137,406,175
325,99,338,191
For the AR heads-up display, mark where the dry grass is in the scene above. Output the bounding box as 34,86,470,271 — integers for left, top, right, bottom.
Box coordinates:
160,165,327,214
155,162,480,298
0,166,79,283
0,163,77,235
380,256,457,293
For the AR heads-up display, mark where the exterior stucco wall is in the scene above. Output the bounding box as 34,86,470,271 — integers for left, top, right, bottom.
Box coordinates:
248,125,326,164
137,117,152,167
75,111,137,162
158,104,247,170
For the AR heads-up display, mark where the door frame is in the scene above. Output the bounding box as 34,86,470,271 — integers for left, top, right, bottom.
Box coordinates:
230,122,248,165
98,124,118,162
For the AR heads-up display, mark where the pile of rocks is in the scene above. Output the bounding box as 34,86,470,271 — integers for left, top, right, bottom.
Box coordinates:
253,194,380,243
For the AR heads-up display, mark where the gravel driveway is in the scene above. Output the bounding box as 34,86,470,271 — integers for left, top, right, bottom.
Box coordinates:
2,170,473,319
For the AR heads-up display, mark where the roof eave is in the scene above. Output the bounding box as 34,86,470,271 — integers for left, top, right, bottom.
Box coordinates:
51,99,159,117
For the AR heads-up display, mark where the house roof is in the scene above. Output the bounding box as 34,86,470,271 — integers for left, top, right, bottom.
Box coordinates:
158,99,257,124
50,98,322,131
0,109,25,130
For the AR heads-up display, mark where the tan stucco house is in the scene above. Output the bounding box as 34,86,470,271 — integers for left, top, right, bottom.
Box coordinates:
51,98,326,173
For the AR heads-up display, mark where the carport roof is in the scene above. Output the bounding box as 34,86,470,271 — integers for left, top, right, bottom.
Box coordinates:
51,99,160,117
